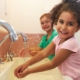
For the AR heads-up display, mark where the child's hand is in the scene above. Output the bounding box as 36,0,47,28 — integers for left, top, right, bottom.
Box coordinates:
14,63,28,78
19,48,29,57
30,50,37,56
29,47,41,56
18,68,30,78
14,64,23,78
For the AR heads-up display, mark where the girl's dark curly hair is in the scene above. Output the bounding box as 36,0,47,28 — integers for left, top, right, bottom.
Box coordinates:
50,0,80,26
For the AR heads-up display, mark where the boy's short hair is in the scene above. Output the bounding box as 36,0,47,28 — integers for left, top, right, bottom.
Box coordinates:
40,13,51,20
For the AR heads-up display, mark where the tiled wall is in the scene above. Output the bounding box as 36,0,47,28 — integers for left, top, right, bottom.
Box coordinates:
0,30,44,61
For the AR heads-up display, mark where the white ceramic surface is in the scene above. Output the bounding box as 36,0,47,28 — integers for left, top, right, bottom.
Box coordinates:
0,57,64,80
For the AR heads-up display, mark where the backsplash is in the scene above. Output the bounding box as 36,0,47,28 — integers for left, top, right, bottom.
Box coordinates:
0,30,44,61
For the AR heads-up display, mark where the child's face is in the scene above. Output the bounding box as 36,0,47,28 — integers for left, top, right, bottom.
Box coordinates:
56,11,80,40
40,16,53,32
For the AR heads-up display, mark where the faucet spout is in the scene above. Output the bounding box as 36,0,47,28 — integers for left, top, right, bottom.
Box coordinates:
8,31,28,57
0,20,18,42
17,31,28,42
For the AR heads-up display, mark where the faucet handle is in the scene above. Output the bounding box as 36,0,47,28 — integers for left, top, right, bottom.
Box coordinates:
0,58,4,64
0,58,2,63
11,52,16,57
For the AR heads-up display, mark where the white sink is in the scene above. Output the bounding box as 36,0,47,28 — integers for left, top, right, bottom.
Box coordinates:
0,57,64,80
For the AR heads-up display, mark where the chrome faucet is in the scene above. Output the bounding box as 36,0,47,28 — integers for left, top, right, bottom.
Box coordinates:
17,31,28,42
0,58,2,64
7,52,12,61
0,20,28,62
17,31,28,48
8,31,28,52
5,52,14,61
17,32,28,62
4,52,14,61
8,31,28,59
0,20,18,45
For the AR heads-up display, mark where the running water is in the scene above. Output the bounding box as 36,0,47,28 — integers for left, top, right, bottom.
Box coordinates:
0,58,2,73
23,42,27,63
19,41,29,80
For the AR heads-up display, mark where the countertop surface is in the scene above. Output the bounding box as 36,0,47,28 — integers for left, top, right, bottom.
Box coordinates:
0,57,64,80
15,57,64,80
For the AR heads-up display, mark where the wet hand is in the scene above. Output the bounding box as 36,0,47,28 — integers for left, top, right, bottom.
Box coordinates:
14,63,28,78
30,51,37,56
18,68,29,78
14,64,23,78
19,48,30,57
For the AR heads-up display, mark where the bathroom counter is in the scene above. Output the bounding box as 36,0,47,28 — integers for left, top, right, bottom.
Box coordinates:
0,57,64,80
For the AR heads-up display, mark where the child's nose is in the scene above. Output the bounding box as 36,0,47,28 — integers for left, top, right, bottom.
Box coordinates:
61,24,67,30
43,23,47,26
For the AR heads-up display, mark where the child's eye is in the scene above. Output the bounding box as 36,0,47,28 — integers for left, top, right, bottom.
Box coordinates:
67,23,73,26
59,20,64,24
41,22,44,25
41,21,50,25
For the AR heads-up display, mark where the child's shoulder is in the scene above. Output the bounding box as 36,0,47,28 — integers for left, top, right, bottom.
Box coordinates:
61,36,80,52
66,36,80,45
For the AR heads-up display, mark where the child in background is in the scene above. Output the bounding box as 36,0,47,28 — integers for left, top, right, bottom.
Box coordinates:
30,13,58,60
14,0,80,80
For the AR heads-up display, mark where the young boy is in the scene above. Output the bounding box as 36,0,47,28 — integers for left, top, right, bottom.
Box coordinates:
29,13,58,60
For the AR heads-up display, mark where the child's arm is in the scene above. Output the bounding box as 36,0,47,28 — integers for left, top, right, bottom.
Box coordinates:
14,41,55,78
27,49,73,73
29,47,42,51
18,46,73,78
49,50,55,55
29,47,42,56
26,41,55,66
15,41,55,78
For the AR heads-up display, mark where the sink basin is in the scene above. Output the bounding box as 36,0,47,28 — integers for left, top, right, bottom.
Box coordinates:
0,57,63,80
0,65,6,73
15,73,53,80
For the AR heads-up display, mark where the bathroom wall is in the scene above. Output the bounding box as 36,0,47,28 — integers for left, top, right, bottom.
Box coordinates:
0,0,10,23
9,0,61,33
7,0,80,41
0,0,80,61
0,0,62,61
0,29,43,61
0,0,61,61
